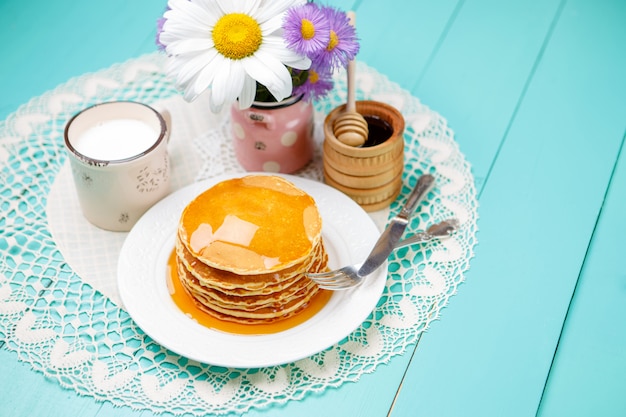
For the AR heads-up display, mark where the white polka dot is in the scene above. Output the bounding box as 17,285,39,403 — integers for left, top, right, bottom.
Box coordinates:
285,118,300,129
263,161,281,172
232,123,245,139
281,131,298,147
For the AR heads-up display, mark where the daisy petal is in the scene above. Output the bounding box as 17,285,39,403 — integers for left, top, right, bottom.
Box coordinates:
238,75,257,108
174,49,219,87
166,0,216,30
211,60,246,109
239,0,262,16
243,52,293,101
166,38,213,55
261,37,310,69
194,0,224,17
189,54,221,97
255,0,304,23
215,0,238,14
260,13,286,35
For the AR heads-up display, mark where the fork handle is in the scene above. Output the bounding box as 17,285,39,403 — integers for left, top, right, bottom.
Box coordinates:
399,174,434,219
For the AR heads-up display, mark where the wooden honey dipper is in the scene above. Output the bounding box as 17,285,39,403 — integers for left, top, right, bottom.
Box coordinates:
333,11,369,147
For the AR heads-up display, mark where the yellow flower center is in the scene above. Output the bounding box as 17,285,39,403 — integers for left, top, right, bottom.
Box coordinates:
212,13,262,60
300,19,315,40
326,30,339,51
309,69,319,84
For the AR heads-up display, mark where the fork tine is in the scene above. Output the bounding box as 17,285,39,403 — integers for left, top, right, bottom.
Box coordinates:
308,274,347,283
307,266,361,289
308,272,351,283
313,278,354,287
317,280,362,290
307,272,341,280
307,267,351,280
307,268,347,278
310,275,360,288
312,279,353,288
316,281,350,290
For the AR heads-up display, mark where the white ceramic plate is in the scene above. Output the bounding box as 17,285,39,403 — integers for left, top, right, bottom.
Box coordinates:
117,173,386,368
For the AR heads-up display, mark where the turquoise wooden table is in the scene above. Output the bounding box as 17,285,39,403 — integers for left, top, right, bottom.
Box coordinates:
1,0,625,416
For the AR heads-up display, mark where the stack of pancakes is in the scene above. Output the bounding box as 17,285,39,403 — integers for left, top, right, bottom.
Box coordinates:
175,175,328,324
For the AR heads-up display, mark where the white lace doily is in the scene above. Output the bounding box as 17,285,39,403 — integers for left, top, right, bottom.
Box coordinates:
0,53,478,416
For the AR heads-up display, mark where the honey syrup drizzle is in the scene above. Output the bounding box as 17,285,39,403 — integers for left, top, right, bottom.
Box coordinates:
166,250,332,335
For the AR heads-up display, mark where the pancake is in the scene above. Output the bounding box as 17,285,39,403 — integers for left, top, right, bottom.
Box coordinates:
178,175,323,274
175,175,328,324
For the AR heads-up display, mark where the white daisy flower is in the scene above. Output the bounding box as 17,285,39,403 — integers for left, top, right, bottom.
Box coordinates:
159,0,311,112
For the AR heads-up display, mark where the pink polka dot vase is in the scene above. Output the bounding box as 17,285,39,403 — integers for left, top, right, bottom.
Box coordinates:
230,95,314,173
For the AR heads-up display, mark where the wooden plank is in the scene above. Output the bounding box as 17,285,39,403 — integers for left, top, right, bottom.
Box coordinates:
349,0,461,92
408,0,563,189
0,351,104,416
536,33,626,410
538,134,626,417
390,0,626,416
0,0,165,119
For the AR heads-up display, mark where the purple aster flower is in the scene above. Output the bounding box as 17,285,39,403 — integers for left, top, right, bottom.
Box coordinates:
293,64,334,101
156,16,167,51
156,5,171,52
312,6,360,71
283,3,331,57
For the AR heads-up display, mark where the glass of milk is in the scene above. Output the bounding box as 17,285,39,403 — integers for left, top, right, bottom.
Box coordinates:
64,101,171,231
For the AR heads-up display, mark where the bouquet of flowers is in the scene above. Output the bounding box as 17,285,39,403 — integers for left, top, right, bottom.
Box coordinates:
157,0,359,112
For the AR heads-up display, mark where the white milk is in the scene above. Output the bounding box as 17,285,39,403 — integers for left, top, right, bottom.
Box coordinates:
72,119,159,160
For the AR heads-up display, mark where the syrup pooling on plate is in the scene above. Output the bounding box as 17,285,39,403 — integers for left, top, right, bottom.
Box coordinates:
174,175,330,325
166,250,332,334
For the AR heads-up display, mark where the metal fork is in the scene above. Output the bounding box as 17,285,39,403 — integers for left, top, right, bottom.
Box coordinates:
307,174,436,290
309,218,459,290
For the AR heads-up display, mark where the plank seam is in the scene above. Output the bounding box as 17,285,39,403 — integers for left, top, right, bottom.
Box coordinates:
535,127,626,417
413,0,467,91
386,334,425,417
386,3,468,414
478,0,568,199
